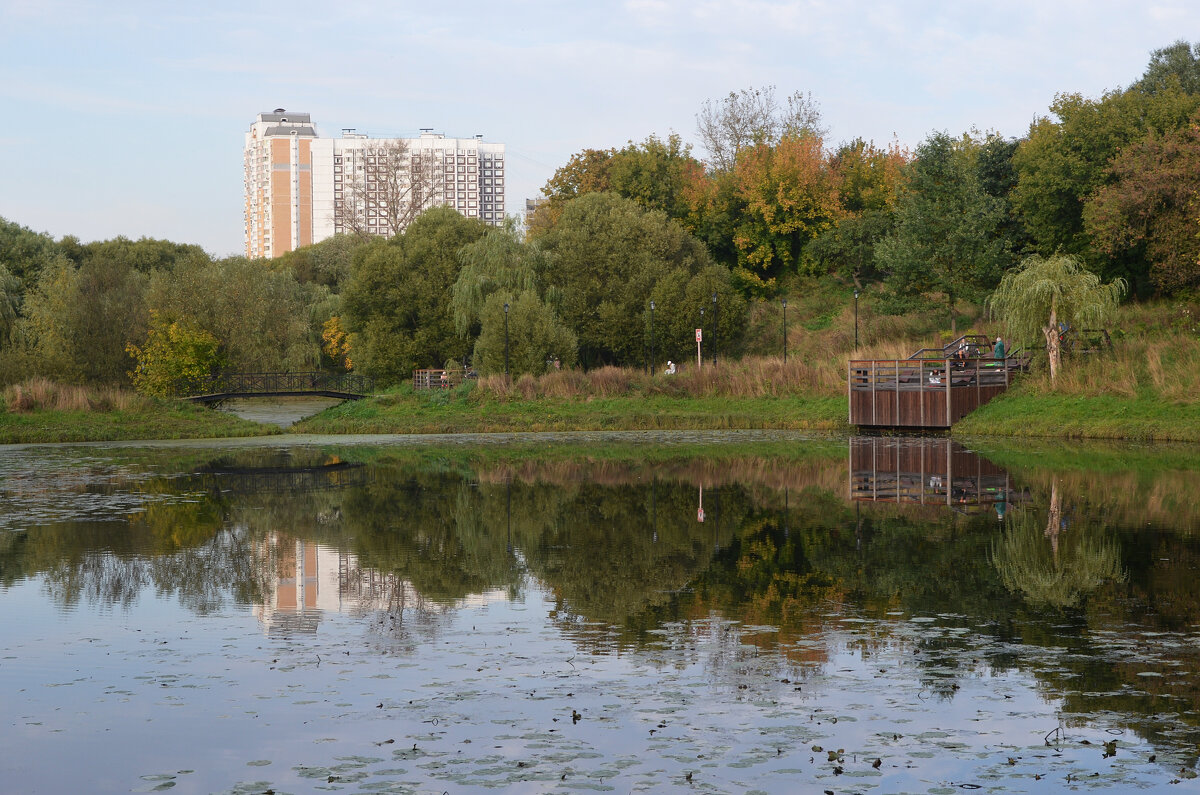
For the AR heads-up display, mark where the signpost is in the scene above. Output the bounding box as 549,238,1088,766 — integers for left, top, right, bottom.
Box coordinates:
695,328,702,369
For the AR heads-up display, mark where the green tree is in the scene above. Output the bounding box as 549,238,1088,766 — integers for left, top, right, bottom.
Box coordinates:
127,313,226,397
0,217,64,294
531,136,704,238
472,290,578,376
645,264,748,366
70,236,206,274
273,233,367,291
538,193,740,367
1083,119,1200,295
20,254,150,383
342,207,488,382
451,220,548,338
680,168,744,275
731,133,843,292
0,263,19,345
606,133,704,221
806,138,910,285
987,254,1127,382
1134,40,1200,96
146,254,315,373
876,132,1013,333
1012,84,1200,292
528,147,615,238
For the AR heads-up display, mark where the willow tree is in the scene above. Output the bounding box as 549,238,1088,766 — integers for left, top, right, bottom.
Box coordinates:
987,254,1126,382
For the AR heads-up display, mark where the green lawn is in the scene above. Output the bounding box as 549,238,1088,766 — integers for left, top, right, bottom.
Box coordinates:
293,391,850,434
0,401,278,444
955,392,1200,442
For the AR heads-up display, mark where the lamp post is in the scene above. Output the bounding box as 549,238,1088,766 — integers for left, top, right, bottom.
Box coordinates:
698,306,704,368
503,301,510,381
649,300,656,374
854,289,859,351
711,291,718,367
781,298,788,364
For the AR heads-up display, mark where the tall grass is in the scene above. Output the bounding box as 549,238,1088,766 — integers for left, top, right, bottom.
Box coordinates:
3,378,150,413
1008,302,1200,403
474,356,847,400
471,283,993,401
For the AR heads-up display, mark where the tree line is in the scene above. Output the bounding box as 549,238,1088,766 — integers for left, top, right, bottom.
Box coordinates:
533,42,1200,314
1,41,1195,391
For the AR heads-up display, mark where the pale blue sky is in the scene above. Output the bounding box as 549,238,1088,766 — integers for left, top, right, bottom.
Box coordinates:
1,0,1196,256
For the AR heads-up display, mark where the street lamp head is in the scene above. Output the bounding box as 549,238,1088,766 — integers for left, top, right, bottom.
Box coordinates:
504,302,509,313
854,290,858,299
650,300,655,310
712,292,717,304
781,298,787,308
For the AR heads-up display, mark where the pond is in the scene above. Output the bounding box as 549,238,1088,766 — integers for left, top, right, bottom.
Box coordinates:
2,431,1200,793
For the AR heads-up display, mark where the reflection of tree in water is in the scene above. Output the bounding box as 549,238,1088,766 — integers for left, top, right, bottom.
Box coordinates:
41,526,269,613
991,484,1125,610
342,561,456,653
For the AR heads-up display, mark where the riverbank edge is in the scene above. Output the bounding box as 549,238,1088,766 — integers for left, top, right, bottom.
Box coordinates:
3,391,1199,444
0,402,280,444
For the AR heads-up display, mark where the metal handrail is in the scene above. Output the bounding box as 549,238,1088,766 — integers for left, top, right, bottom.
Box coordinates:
189,371,375,396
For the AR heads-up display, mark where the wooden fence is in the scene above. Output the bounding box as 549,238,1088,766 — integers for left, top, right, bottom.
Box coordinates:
412,369,471,390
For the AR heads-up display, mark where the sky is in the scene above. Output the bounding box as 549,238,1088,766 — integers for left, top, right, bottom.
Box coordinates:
1,0,1197,257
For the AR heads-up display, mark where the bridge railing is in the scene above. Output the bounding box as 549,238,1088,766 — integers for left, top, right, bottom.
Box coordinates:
189,371,375,397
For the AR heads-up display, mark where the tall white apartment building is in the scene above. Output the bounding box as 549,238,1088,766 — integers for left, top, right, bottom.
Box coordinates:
244,111,506,259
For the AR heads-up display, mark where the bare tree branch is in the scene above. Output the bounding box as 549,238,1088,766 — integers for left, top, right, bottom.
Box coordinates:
333,140,444,239
695,85,826,172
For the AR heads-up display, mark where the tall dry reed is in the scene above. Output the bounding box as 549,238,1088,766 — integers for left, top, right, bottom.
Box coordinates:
472,355,852,400
3,378,149,413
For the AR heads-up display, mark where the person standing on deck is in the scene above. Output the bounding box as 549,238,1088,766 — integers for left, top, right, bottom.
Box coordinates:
993,336,1005,360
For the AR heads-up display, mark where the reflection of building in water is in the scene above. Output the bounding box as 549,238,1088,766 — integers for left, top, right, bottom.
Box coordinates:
849,437,1021,515
252,534,507,635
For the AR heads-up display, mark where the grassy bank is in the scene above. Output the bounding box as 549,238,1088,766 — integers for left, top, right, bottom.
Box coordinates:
955,391,1200,442
294,387,848,435
0,379,277,444
4,283,1198,444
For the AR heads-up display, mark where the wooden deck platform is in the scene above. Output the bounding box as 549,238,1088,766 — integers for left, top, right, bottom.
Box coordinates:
848,356,1022,429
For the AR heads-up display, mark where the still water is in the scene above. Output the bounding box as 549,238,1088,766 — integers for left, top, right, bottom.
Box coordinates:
2,432,1200,794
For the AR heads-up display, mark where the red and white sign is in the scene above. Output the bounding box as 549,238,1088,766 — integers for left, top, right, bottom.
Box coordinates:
697,507,705,523
695,328,702,342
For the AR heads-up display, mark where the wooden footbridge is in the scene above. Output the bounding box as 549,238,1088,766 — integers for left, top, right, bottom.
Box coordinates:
849,335,1029,429
183,372,375,403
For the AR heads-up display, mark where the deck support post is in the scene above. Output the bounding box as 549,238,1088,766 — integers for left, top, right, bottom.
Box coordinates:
944,359,951,426
894,362,899,425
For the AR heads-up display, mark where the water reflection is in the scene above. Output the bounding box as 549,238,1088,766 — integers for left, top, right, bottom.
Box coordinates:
850,436,1024,516
4,438,1200,790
